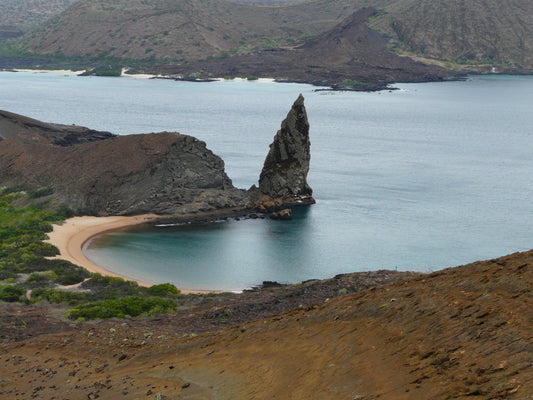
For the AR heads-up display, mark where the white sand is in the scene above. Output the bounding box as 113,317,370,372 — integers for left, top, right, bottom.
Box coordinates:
45,215,208,293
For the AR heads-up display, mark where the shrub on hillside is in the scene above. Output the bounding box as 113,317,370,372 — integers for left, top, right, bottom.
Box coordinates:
147,283,180,296
65,296,177,320
0,284,25,302
80,274,140,299
31,288,88,305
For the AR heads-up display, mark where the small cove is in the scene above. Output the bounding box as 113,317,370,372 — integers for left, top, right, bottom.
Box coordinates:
1,72,532,291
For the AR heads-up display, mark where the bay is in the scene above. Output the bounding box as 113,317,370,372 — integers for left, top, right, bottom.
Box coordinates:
1,71,532,291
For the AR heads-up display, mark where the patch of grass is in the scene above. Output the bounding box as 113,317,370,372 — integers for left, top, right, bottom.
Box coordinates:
31,288,88,306
29,187,54,199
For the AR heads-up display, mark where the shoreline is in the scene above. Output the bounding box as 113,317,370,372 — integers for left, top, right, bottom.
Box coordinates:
45,214,215,294
3,68,278,83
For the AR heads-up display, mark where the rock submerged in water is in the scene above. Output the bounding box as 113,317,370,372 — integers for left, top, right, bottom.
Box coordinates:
269,208,293,220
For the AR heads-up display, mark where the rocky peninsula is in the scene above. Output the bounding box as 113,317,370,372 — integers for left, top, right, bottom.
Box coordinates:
0,95,313,220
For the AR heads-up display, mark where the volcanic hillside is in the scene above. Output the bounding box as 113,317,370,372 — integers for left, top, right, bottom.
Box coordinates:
9,0,533,72
0,0,76,39
155,7,453,89
369,0,533,70
1,250,532,399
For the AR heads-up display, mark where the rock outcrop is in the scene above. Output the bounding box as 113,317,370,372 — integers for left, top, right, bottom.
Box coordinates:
256,94,314,206
0,128,247,216
0,95,314,218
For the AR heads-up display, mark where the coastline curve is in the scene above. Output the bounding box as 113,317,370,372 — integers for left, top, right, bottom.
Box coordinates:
45,214,215,294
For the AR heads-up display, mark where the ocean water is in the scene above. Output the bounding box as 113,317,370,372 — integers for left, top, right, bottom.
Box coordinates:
1,72,532,290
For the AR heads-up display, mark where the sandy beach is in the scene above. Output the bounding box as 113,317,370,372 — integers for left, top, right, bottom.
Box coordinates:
45,215,160,287
46,215,216,293
9,68,85,75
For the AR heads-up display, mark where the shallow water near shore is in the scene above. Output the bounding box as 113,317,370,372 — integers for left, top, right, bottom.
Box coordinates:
1,72,533,291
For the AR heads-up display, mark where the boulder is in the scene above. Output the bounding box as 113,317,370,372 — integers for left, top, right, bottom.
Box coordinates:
270,208,293,220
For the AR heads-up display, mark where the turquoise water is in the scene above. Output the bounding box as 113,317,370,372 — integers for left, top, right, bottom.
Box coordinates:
1,72,532,290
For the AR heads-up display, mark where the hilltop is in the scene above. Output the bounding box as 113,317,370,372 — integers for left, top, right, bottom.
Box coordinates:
0,0,76,39
1,250,531,399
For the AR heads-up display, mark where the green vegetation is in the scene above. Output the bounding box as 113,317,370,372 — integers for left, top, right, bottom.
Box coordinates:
337,80,375,90
147,283,180,296
29,187,55,199
81,65,122,77
0,284,25,302
65,296,177,320
0,190,183,320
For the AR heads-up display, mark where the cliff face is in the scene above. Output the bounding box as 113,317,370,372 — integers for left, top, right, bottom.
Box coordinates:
0,129,247,216
258,94,314,204
0,95,314,217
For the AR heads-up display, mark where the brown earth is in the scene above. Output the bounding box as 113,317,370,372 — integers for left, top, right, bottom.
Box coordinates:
0,0,77,38
1,250,532,399
151,7,456,89
9,0,532,80
0,129,247,216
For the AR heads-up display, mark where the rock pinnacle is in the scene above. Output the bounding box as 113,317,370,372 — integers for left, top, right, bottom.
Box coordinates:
258,94,313,203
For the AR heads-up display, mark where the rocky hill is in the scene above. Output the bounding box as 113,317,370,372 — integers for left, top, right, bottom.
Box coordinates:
0,128,247,216
1,249,531,399
7,0,533,74
156,8,453,88
369,0,533,71
0,95,312,217
0,0,76,39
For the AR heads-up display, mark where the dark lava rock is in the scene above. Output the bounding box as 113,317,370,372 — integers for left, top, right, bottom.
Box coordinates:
0,95,316,218
0,128,247,216
269,208,292,220
258,94,314,204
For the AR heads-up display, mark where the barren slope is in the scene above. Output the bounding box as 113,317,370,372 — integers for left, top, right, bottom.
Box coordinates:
0,0,76,38
11,0,533,72
15,0,377,61
156,8,454,88
370,0,533,69
1,250,532,399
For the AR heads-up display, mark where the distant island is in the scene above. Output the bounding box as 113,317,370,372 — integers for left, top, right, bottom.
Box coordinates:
1,0,532,89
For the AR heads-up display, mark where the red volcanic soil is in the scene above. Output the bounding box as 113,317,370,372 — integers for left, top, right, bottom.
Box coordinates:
1,250,532,399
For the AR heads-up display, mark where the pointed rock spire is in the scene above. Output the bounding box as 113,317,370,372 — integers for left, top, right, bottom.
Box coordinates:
258,94,314,204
